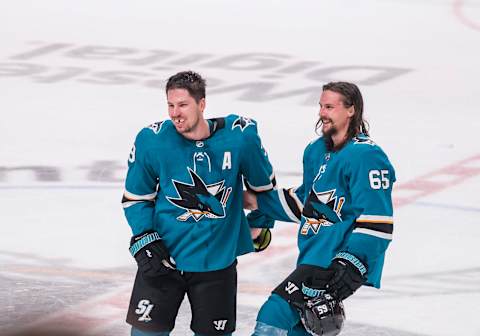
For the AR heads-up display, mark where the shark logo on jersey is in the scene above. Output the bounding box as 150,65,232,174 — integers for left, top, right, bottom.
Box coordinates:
232,116,254,132
167,168,232,222
301,188,345,235
353,135,376,146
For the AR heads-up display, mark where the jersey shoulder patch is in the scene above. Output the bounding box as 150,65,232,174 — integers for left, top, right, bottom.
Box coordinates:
140,120,174,139
347,135,384,157
228,114,257,133
146,121,166,134
352,134,377,147
135,120,172,149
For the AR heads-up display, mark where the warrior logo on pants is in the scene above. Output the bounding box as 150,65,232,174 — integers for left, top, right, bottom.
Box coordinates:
213,320,228,331
285,281,300,295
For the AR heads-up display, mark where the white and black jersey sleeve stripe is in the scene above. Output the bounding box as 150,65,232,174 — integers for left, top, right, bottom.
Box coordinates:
244,173,277,193
353,214,393,240
278,188,302,223
122,190,157,208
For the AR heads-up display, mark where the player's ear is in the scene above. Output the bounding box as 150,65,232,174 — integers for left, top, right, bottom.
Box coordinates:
347,106,355,117
199,98,206,113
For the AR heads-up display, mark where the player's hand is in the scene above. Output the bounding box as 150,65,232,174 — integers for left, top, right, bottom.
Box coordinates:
129,230,176,277
250,228,263,239
247,210,274,252
326,252,367,301
243,190,258,210
252,228,272,252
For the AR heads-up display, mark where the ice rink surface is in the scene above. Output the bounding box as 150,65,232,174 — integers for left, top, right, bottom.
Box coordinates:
1,0,480,335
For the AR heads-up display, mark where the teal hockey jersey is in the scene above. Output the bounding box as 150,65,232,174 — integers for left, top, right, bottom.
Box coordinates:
256,134,395,287
122,115,275,272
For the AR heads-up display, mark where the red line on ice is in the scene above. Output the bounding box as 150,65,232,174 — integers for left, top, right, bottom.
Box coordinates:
453,0,480,32
393,153,480,207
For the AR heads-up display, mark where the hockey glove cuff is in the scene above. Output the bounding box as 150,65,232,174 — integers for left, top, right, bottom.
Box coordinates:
326,252,367,301
247,209,275,229
130,230,176,277
253,228,272,252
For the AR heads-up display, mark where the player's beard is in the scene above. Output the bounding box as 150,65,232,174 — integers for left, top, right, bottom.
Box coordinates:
321,119,337,152
175,122,192,134
174,114,199,135
323,125,350,152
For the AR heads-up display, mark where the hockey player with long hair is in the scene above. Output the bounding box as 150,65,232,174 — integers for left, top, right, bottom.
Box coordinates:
245,82,396,336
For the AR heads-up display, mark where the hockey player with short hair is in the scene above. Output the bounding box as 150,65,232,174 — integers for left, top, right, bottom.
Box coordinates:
122,71,274,336
245,82,396,336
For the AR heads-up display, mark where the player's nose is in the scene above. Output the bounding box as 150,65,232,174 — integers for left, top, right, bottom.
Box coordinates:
170,106,180,117
319,107,327,118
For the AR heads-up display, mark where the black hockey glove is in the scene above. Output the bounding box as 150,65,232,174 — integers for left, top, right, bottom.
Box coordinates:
253,228,272,252
129,230,176,277
326,252,367,301
308,268,335,289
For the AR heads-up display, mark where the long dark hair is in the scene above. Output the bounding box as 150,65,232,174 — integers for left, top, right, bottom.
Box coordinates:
315,82,369,139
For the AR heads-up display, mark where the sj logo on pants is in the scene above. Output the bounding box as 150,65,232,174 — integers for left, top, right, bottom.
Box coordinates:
135,299,154,322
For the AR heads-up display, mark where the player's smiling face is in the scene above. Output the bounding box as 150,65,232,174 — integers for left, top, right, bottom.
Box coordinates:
167,88,206,138
319,90,354,138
